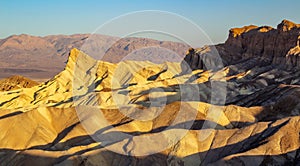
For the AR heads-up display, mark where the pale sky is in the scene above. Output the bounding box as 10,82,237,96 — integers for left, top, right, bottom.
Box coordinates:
1,0,299,44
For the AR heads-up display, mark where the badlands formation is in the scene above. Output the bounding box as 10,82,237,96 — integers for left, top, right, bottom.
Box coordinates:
0,20,299,165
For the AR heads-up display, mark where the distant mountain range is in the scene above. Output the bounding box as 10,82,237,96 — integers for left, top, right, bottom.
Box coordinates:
0,34,189,80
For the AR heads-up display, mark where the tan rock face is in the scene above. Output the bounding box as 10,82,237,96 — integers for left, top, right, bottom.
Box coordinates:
183,20,300,70
277,19,300,32
224,20,300,67
0,75,38,91
229,25,258,37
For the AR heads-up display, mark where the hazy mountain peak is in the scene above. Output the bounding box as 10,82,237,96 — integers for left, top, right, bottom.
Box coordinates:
0,34,50,50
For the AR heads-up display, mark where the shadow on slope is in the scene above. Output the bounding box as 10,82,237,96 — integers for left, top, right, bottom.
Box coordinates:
0,119,297,165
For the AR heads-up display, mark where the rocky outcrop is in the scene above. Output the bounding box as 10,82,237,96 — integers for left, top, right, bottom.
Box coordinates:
225,19,300,67
184,20,300,70
182,46,224,71
0,75,38,91
179,20,300,111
